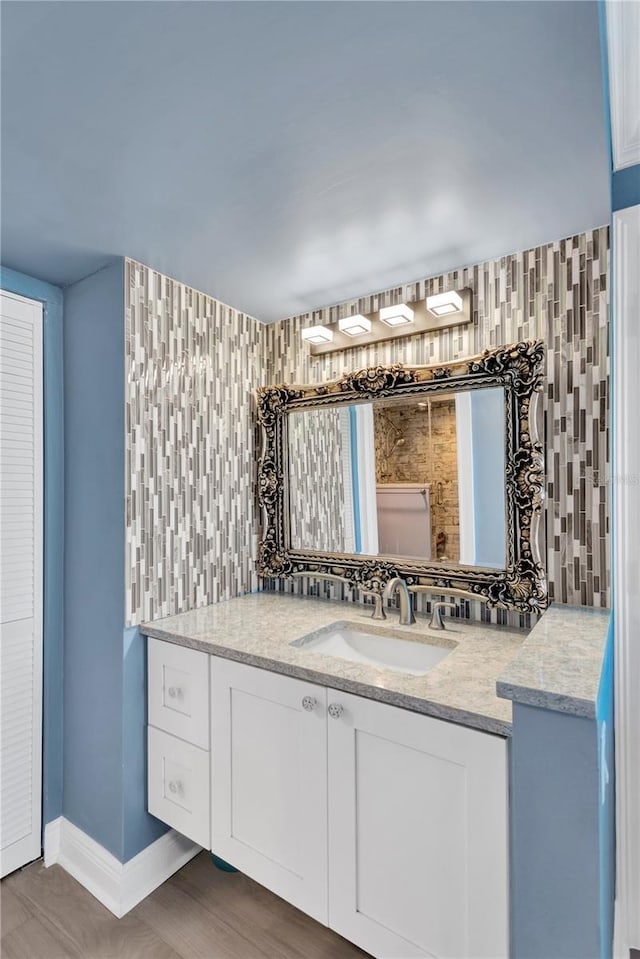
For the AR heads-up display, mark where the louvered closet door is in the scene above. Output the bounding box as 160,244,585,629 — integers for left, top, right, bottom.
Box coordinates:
0,291,43,877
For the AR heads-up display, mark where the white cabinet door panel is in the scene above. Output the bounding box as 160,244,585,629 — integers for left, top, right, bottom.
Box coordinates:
210,658,328,924
328,692,508,959
148,637,209,748
0,291,43,878
147,726,210,848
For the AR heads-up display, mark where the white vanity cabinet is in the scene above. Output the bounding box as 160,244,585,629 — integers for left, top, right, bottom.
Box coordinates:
147,639,509,959
210,658,329,923
328,691,509,959
147,639,211,848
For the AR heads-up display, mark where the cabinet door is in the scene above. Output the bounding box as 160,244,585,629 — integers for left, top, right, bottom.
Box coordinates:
210,658,328,924
148,638,209,748
148,726,210,848
328,692,508,959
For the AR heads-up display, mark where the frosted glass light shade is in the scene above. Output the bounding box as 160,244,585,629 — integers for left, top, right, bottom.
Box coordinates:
426,291,464,317
379,304,414,327
339,315,371,336
301,325,333,345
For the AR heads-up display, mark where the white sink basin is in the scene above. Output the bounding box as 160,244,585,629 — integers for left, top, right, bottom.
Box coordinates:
291,621,454,677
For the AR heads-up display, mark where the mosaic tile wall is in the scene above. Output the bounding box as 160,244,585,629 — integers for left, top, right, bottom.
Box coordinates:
263,226,611,624
125,227,609,629
288,407,352,554
125,259,263,626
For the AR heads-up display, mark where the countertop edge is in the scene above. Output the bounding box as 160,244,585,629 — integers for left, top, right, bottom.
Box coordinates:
496,605,611,719
142,623,513,737
495,680,596,719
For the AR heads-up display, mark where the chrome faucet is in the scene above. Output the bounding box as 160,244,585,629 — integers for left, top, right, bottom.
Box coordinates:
382,577,416,626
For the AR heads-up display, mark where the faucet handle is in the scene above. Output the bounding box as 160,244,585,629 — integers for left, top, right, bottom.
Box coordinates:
429,601,457,630
362,591,386,621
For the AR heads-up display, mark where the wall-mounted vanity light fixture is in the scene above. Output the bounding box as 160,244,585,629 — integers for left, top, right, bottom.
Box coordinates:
338,314,372,336
301,288,472,356
426,290,464,317
301,325,334,345
379,304,414,327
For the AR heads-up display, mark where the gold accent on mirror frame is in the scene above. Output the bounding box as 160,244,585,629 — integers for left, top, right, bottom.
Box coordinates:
256,340,547,614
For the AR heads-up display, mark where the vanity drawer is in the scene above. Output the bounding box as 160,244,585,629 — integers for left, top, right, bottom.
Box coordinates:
147,725,210,848
148,638,209,748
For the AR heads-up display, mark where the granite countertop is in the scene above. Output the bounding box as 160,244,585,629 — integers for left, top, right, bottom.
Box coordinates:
496,603,611,718
142,593,612,735
142,592,528,736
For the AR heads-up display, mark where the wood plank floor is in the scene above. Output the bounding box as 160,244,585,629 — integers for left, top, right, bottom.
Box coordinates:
1,852,369,958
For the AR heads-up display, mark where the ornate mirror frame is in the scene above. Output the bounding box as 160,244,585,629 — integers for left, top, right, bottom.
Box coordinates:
257,340,547,614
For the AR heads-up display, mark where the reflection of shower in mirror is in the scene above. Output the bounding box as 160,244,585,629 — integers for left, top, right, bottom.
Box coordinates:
376,484,432,559
286,385,508,569
376,410,406,478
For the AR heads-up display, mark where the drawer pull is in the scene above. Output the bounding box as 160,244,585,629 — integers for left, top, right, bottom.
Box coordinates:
301,696,318,712
168,779,183,795
328,703,344,719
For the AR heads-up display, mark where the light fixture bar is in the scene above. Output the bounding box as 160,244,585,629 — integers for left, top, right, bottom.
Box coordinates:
301,288,472,355
379,304,415,327
339,314,371,337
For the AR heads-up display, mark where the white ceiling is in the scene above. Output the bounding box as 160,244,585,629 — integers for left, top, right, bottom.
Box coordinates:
0,1,609,321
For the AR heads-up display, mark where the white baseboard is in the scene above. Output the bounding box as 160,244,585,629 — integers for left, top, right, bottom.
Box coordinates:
43,816,61,867
43,817,200,918
613,897,627,959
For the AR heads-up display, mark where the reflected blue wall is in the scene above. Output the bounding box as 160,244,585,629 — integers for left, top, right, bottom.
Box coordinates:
472,389,506,567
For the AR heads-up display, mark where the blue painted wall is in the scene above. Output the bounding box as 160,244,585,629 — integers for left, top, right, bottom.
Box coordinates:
510,704,603,958
63,260,166,862
612,164,640,212
63,260,125,857
0,266,64,830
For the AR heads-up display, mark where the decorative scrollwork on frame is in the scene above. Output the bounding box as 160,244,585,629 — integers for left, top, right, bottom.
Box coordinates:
256,341,548,614
256,385,303,426
344,561,401,594
338,364,418,396
257,456,281,516
468,340,545,399
258,530,295,578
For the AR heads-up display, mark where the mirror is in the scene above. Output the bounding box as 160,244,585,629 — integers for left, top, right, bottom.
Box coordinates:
287,387,506,568
257,340,547,613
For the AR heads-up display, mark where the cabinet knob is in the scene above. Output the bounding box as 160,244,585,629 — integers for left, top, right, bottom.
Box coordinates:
168,780,182,795
168,686,182,699
301,696,318,712
328,703,344,719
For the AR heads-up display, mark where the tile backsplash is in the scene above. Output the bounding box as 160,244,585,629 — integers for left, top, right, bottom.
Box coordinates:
125,259,263,626
125,225,609,627
262,226,610,621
